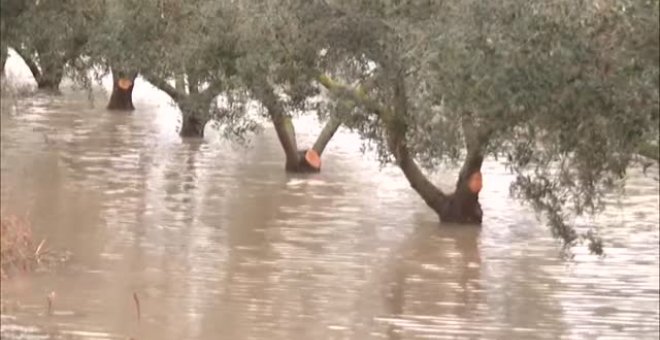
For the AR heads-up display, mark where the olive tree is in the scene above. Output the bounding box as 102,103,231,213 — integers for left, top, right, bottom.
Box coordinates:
0,0,29,75
86,0,249,137
309,0,658,253
233,1,344,172
5,0,100,92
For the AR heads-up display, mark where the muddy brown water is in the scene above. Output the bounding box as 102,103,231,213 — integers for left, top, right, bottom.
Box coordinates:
1,60,659,339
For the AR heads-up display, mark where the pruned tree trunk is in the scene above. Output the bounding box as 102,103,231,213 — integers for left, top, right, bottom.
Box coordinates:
107,69,138,111
386,110,487,223
256,83,342,173
440,113,490,223
319,73,487,223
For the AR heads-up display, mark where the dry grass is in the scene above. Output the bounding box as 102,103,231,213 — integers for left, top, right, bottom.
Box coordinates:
0,213,47,280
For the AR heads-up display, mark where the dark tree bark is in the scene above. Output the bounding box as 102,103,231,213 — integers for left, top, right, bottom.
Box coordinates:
255,82,342,173
13,46,63,93
319,73,489,224
107,69,138,111
178,99,212,138
36,58,64,92
141,72,219,139
179,114,208,138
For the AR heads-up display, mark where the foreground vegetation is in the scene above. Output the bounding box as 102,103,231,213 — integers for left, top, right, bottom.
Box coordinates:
1,0,658,254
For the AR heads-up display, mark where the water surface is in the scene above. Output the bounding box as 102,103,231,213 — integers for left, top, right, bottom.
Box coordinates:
1,55,659,340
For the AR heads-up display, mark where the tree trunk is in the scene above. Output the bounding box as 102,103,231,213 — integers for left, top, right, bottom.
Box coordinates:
107,69,138,111
439,159,484,224
179,115,208,138
318,73,488,223
254,83,304,171
14,47,62,93
35,58,63,93
387,77,486,224
178,99,210,138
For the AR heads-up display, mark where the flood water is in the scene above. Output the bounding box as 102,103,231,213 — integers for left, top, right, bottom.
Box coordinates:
1,55,659,339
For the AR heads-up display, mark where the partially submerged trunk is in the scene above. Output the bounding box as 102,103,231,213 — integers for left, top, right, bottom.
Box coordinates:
319,73,488,224
36,59,64,92
256,83,342,173
179,114,208,138
107,69,138,111
385,109,487,223
14,47,63,93
141,72,219,139
178,99,211,138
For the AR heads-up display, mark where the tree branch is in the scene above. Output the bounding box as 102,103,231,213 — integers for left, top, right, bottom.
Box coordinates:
317,74,448,208
13,46,42,82
312,115,342,156
252,81,300,168
200,79,223,99
141,72,184,101
317,74,383,117
457,113,491,185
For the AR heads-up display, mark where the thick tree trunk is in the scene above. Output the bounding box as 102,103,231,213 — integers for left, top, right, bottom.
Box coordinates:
35,58,63,93
179,115,208,138
439,159,484,224
107,69,138,111
256,82,345,173
387,77,486,224
178,99,211,138
387,126,485,223
319,73,489,223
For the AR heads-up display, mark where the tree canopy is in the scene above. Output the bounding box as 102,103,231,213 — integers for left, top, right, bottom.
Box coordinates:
1,0,657,254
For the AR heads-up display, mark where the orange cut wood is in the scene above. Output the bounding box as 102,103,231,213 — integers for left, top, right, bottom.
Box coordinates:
305,149,321,170
468,172,483,194
117,78,133,90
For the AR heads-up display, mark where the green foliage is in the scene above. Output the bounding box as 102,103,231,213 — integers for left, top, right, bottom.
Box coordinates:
5,0,657,252
4,0,101,78
293,0,659,253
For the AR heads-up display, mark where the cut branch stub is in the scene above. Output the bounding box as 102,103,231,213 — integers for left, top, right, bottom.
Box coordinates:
468,172,483,194
118,78,133,90
305,149,321,170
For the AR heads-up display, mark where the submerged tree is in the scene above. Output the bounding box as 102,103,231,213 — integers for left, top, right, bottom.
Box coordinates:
310,0,658,252
83,0,140,111
6,0,99,92
85,0,249,136
234,2,344,172
0,0,29,76
139,0,249,137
